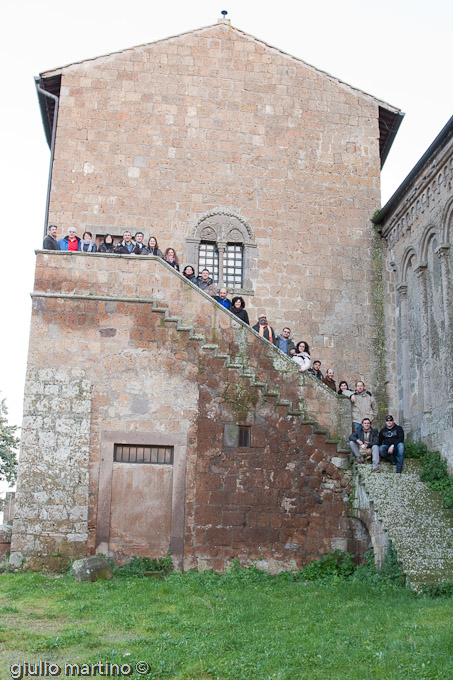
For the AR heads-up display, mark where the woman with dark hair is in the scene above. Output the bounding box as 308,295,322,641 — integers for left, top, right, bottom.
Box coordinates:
230,296,249,325
81,231,97,252
183,265,198,284
292,341,311,372
98,234,114,253
164,247,180,271
338,380,354,397
147,236,163,257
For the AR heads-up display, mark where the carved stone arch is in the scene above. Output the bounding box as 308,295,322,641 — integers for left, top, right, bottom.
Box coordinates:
419,224,440,263
189,209,254,243
185,209,257,293
400,246,418,285
441,195,453,244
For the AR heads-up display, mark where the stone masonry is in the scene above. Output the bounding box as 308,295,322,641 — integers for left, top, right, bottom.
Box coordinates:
376,119,453,469
11,251,361,570
38,19,401,389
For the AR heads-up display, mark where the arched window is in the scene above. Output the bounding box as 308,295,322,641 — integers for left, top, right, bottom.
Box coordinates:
185,210,256,292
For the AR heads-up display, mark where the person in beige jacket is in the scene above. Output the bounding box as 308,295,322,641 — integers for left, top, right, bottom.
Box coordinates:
350,381,378,432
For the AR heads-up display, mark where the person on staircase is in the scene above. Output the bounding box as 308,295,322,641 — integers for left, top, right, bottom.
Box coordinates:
348,417,380,472
292,341,311,371
98,233,115,253
133,231,148,255
147,236,163,257
308,360,323,381
183,265,198,284
43,224,60,250
114,230,135,254
80,231,97,252
230,296,250,325
58,227,81,251
378,415,405,473
252,313,278,345
322,368,337,391
214,287,231,309
350,381,378,433
164,247,180,271
277,327,296,355
197,268,216,296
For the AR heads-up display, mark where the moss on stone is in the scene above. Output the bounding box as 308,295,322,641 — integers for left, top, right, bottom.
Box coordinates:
371,224,387,422
222,380,258,422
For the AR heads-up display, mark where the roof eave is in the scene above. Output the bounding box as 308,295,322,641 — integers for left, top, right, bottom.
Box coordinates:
374,115,453,226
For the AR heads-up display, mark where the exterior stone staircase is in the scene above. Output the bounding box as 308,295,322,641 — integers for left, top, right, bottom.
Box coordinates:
32,253,453,578
354,460,453,590
152,298,349,469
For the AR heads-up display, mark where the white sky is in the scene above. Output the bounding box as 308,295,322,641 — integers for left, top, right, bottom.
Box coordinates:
0,0,452,430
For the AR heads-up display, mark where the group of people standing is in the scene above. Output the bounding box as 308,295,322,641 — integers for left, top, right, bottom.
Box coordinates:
43,226,180,263
43,225,405,473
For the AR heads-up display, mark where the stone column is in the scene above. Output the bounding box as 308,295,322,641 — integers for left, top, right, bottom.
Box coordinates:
397,284,411,430
437,244,451,335
217,241,226,285
414,263,431,414
437,244,453,408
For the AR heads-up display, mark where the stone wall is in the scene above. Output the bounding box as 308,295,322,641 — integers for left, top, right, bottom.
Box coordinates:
379,125,453,468
10,370,91,570
40,20,399,390
12,251,361,570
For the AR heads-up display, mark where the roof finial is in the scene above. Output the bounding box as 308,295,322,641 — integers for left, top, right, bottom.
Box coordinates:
218,10,230,24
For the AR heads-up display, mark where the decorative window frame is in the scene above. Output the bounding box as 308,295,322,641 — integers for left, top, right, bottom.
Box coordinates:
185,209,256,294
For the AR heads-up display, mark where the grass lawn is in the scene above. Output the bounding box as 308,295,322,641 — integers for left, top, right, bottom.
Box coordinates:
0,569,452,680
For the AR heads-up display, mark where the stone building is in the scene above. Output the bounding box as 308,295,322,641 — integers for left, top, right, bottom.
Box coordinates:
35,15,402,384
375,117,453,470
10,17,404,569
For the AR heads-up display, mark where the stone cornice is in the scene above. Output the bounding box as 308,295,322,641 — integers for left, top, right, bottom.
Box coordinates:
381,141,453,247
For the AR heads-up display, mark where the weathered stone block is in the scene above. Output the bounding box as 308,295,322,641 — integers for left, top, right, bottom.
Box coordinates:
72,555,113,582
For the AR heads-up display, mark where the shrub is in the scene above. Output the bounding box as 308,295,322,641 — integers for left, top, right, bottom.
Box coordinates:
298,550,356,582
379,542,405,586
114,552,174,577
421,580,453,598
405,440,428,459
420,450,448,484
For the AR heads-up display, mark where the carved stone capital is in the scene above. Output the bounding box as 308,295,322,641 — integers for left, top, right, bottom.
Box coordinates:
436,243,450,258
414,262,428,278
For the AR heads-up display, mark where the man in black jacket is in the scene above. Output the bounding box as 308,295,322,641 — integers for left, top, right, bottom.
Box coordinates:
349,418,380,472
379,415,405,473
43,225,60,250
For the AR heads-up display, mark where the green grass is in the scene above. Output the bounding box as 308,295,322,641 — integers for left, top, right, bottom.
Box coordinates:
1,569,452,680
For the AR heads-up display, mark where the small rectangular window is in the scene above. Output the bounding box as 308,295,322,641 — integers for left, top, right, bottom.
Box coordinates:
238,426,251,448
114,445,174,464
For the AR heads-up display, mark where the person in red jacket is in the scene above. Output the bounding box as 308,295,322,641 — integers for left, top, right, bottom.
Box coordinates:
58,227,81,251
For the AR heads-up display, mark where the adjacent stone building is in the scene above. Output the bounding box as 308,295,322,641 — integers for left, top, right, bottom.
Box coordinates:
11,17,406,569
375,117,453,470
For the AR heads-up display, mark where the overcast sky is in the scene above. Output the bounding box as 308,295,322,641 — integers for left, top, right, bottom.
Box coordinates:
0,0,452,430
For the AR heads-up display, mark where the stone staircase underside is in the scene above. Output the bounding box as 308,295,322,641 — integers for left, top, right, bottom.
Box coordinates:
354,460,453,589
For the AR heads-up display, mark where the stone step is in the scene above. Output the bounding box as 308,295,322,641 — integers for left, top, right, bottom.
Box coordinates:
357,460,453,589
